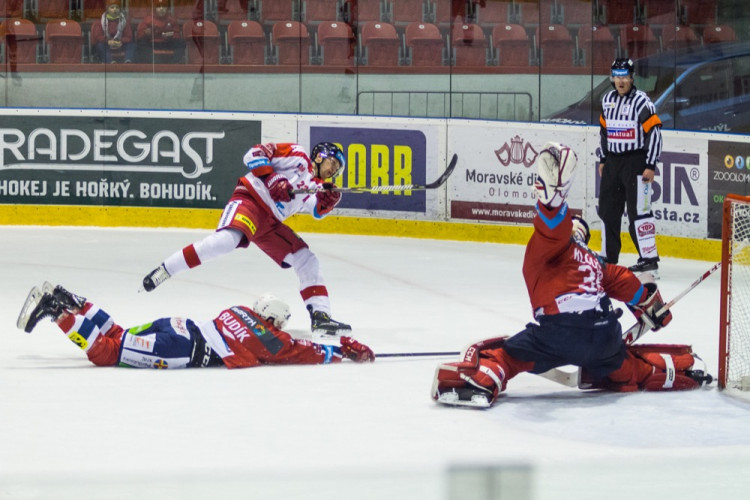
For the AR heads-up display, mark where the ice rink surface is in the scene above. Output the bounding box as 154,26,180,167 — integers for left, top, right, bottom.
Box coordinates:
2,225,749,500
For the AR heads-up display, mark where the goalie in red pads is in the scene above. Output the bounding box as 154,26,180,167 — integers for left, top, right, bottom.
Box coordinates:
431,142,711,408
17,283,373,369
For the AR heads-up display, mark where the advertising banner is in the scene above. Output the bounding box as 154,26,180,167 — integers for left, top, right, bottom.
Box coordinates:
448,123,588,223
308,123,438,216
0,115,257,209
593,132,707,239
707,139,750,238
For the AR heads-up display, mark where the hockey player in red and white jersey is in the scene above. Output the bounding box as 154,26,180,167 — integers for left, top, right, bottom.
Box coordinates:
141,141,351,337
17,283,374,369
432,142,711,408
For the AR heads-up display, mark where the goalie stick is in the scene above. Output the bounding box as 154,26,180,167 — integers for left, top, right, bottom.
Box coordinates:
376,351,581,387
292,153,458,194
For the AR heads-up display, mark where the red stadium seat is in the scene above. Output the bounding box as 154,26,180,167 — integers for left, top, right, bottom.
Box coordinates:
303,0,340,23
660,24,700,52
433,0,469,28
475,0,511,27
216,0,252,23
0,0,24,19
558,0,594,26
258,0,295,24
598,0,636,25
317,20,355,66
515,0,540,26
391,0,426,26
38,0,71,20
452,23,486,67
622,24,659,59
539,24,574,68
344,0,383,24
272,20,311,65
680,0,718,26
81,0,106,21
2,18,38,64
360,21,399,66
127,0,155,20
183,19,220,64
577,24,618,73
405,21,443,66
702,24,736,44
45,19,82,64
227,19,265,64
641,0,679,25
492,23,529,67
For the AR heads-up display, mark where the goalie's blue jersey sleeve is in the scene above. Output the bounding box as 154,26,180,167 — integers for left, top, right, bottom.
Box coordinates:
523,202,645,317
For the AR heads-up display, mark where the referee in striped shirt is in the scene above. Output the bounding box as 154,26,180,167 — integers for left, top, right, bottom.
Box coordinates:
598,58,663,276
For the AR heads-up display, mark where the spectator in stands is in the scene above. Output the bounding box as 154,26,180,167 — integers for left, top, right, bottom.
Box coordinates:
136,0,184,63
91,0,136,63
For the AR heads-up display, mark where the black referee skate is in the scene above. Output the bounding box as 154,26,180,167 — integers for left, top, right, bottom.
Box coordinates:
141,263,171,292
17,286,63,334
307,305,352,337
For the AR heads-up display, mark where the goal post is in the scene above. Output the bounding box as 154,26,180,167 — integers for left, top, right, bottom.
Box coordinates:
719,194,750,390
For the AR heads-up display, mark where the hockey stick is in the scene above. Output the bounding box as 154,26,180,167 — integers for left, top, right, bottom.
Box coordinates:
622,261,722,344
376,351,459,358
292,153,458,194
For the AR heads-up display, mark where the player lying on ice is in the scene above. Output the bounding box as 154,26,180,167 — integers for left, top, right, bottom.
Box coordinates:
17,284,374,369
432,142,712,408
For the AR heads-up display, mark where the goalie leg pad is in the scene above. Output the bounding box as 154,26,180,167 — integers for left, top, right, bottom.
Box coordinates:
431,359,506,407
631,344,700,391
605,344,705,392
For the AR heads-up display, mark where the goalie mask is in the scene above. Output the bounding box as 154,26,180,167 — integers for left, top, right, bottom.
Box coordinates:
252,293,291,329
571,215,590,245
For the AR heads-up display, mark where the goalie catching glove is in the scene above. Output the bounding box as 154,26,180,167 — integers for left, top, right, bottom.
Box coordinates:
315,182,342,216
630,274,672,331
533,142,578,207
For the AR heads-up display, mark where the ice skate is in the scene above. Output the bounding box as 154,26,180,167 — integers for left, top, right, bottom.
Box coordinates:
307,305,352,337
17,286,63,333
628,258,659,280
141,264,171,292
43,282,86,310
435,387,493,408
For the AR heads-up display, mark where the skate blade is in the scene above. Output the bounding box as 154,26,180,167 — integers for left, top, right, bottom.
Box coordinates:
312,330,344,344
17,286,43,332
436,391,491,408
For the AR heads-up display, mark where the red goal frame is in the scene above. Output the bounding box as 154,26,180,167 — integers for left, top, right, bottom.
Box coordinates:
719,194,750,389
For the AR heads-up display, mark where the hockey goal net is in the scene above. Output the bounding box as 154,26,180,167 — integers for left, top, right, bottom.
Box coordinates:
720,194,750,390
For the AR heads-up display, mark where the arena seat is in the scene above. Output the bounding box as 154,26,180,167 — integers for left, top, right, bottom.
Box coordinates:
360,21,400,66
492,23,529,67
538,24,574,68
183,19,220,64
227,20,265,64
3,18,39,64
272,20,311,65
452,22,487,67
577,24,617,73
45,19,83,64
405,21,443,66
622,24,659,59
317,20,355,66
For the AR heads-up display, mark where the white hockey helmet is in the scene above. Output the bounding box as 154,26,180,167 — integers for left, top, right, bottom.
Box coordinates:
252,293,291,329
